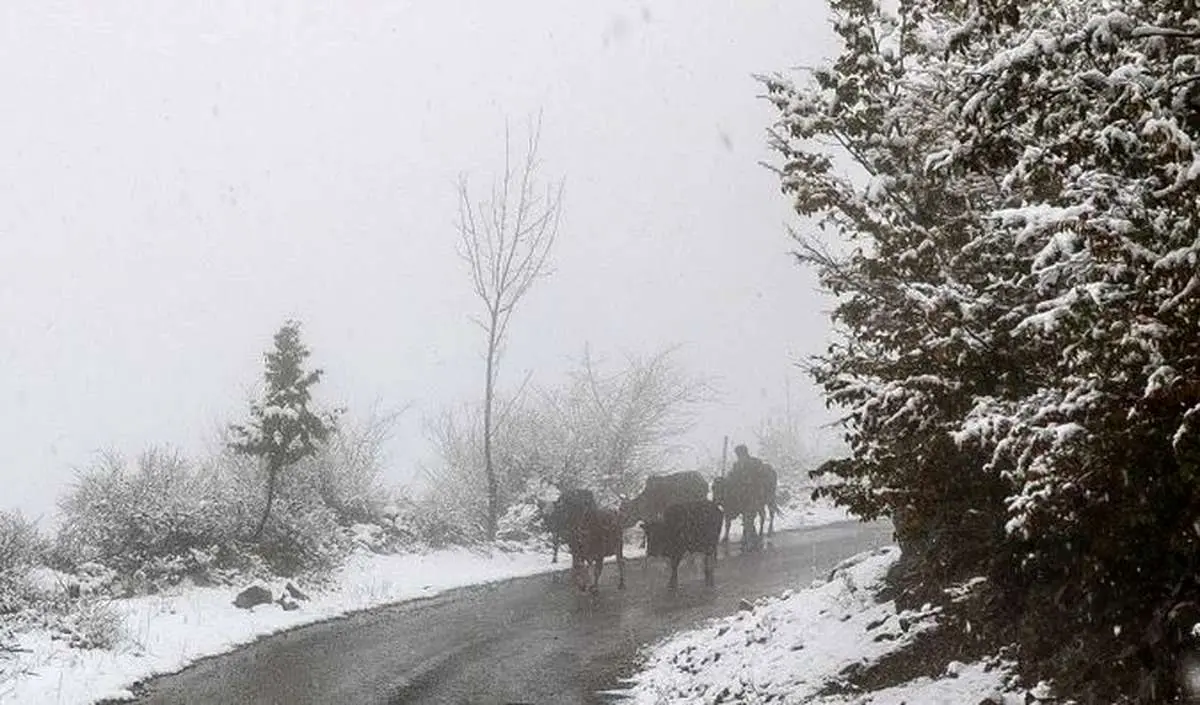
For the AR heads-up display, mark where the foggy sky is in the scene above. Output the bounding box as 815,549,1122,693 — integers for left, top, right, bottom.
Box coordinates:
0,0,840,520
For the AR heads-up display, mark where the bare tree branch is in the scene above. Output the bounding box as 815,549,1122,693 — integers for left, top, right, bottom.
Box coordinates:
454,113,564,538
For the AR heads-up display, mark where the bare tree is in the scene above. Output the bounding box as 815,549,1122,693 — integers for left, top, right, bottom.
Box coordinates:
456,116,564,539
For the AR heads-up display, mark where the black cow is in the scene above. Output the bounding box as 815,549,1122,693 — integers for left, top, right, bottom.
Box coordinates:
642,499,723,589
542,488,597,564
567,506,626,593
619,471,709,528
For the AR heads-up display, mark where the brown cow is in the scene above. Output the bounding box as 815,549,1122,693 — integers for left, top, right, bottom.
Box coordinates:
541,488,597,564
567,506,626,593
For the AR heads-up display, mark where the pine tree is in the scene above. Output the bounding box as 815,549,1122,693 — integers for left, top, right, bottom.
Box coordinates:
229,320,336,541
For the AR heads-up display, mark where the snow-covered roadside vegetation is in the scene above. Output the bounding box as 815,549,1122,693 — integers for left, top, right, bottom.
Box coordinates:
0,495,851,705
1,541,553,704
620,547,1025,705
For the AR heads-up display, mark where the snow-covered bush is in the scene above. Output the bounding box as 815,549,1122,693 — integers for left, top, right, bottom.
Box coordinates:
409,496,483,548
252,492,349,577
51,598,125,651
0,511,43,575
495,478,559,545
765,0,1200,700
55,449,250,593
297,407,405,526
55,445,358,589
0,511,45,615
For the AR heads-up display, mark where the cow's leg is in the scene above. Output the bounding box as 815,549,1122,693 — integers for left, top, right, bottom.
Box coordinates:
740,514,755,553
591,556,603,593
617,546,626,590
668,555,681,590
704,549,715,587
573,554,588,592
552,538,559,564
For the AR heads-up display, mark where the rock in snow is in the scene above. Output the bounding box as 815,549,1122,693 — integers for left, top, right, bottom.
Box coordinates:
232,585,273,609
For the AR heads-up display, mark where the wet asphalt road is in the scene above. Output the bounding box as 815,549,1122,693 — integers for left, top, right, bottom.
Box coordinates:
126,520,892,705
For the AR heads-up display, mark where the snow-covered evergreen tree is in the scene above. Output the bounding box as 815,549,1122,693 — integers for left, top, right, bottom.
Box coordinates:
766,0,1200,699
229,320,337,541
762,0,1016,583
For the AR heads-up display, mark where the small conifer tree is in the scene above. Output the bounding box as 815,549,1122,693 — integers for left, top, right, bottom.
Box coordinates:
229,320,336,540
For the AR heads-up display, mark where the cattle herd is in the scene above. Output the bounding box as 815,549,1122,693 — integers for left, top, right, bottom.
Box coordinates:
540,449,780,593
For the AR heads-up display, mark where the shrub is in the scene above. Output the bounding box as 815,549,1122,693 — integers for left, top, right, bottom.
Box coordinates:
0,511,43,574
411,502,481,548
0,511,46,616
55,434,410,592
295,408,402,526
252,493,349,576
55,449,250,593
52,598,125,650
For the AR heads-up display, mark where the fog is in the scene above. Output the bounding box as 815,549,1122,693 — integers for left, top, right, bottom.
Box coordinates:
0,0,839,520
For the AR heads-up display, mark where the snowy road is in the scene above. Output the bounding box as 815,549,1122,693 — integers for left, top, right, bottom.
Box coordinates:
122,520,892,705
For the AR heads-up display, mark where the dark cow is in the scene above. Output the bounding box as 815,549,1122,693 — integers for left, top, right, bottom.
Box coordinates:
711,464,778,552
542,488,597,564
619,471,709,528
567,506,626,592
642,500,723,589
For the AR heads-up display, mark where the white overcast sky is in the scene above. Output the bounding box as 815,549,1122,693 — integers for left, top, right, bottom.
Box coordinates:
0,0,840,520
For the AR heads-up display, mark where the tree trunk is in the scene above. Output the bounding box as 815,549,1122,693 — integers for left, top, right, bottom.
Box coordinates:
253,460,279,541
483,314,500,540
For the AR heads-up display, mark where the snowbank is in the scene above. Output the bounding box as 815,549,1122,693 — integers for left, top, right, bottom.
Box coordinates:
618,546,1022,704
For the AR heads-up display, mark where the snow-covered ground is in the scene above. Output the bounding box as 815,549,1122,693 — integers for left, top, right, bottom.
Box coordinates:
617,546,1024,705
0,501,855,705
0,544,561,704
772,501,854,534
